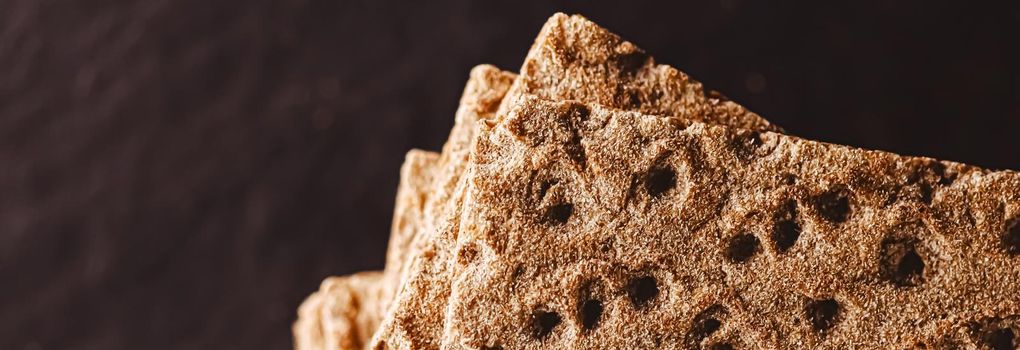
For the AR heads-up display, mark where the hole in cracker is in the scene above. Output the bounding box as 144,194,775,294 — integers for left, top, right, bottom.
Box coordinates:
480,345,502,350
579,299,603,331
537,179,558,201
1003,218,1020,256
782,173,797,185
567,103,591,121
880,237,926,287
689,305,726,345
708,343,735,350
628,276,659,308
915,161,956,187
645,166,676,198
733,131,765,160
918,182,935,204
773,200,802,252
726,233,760,263
926,161,948,183
531,308,561,340
806,298,840,333
545,203,573,225
565,133,587,168
815,186,852,223
985,327,1016,350
613,48,649,75
625,90,641,108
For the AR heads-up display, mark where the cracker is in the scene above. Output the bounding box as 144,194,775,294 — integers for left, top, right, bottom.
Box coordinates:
383,149,441,311
295,65,516,350
442,95,1020,349
496,13,780,132
374,13,781,349
294,272,386,350
294,149,438,350
371,65,516,349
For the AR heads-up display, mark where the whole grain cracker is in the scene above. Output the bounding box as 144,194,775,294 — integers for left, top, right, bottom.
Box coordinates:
295,65,516,350
442,95,1020,349
374,13,782,350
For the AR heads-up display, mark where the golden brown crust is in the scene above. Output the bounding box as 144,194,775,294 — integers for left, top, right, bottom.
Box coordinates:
442,96,1020,349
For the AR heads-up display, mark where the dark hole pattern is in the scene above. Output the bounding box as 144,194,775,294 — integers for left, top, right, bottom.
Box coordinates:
1003,219,1020,256
880,238,926,287
782,174,797,185
806,298,840,333
628,276,659,309
531,309,561,340
565,133,587,168
568,103,591,121
918,161,955,186
709,343,735,350
733,131,764,160
480,345,503,350
935,166,956,186
919,183,934,204
815,187,852,223
511,266,525,281
537,180,557,201
625,89,641,109
726,233,760,263
773,200,801,252
688,305,726,345
580,299,603,331
645,166,677,198
985,327,1016,350
545,203,573,225
614,50,650,75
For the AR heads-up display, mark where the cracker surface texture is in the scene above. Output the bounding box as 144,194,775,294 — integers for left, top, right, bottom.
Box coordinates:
443,96,1020,349
374,12,781,350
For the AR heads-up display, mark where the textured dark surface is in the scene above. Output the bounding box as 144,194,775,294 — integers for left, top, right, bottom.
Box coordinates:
1,1,1017,349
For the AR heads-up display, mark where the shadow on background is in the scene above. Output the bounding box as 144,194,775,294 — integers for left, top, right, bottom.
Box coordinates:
1,0,1018,348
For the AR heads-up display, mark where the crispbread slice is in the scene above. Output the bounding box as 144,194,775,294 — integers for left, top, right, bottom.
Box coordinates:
294,149,438,350
442,95,1020,349
395,65,517,294
383,149,441,311
294,272,386,350
496,13,781,133
294,65,516,350
369,65,516,350
374,13,783,350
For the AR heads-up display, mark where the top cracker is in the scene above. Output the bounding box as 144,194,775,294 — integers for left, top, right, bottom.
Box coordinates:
497,13,781,132
374,13,782,350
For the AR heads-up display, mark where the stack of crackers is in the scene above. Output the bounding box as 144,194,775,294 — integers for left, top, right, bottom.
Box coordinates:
294,13,1020,349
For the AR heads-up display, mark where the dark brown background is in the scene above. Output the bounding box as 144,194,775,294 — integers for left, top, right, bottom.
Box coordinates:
2,0,1018,349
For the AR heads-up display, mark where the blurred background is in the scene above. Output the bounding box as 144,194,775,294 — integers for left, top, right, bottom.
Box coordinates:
2,0,1018,348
